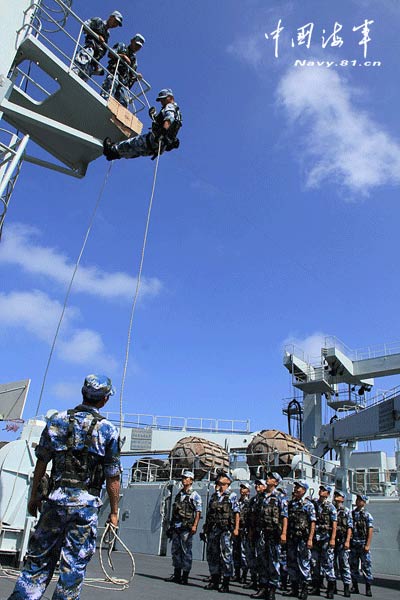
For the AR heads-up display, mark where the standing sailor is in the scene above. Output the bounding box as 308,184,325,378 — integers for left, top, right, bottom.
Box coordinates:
8,375,122,600
233,483,251,583
101,34,145,107
350,495,374,597
165,470,202,585
310,485,337,599
333,490,353,598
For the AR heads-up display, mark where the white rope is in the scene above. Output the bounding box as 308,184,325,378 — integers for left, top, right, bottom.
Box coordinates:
35,162,113,416
118,141,162,433
137,79,152,109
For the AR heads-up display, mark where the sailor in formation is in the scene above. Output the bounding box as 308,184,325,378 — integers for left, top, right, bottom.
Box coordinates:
333,490,353,597
165,470,202,585
233,483,251,584
8,375,122,600
310,485,338,599
350,495,374,597
203,473,240,593
103,88,182,160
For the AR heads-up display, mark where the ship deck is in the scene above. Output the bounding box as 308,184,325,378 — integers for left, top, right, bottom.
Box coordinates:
1,553,399,600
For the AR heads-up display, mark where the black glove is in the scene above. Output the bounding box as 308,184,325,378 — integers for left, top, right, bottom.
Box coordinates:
166,526,174,540
200,531,208,543
148,106,157,120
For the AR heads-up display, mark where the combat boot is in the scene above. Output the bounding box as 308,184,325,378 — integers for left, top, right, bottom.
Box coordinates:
267,586,276,600
205,574,220,590
281,571,289,591
350,582,359,594
241,568,249,583
309,579,321,596
298,582,308,600
219,577,230,593
103,138,121,161
343,584,350,597
244,575,259,590
251,586,267,598
326,581,335,599
283,583,299,597
232,567,241,582
181,571,190,585
365,583,372,597
165,568,181,583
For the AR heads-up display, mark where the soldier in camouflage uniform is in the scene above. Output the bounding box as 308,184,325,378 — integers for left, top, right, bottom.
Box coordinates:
350,495,374,597
285,481,316,600
103,88,182,161
101,34,145,107
165,470,202,585
8,375,122,600
233,483,251,583
310,485,337,599
277,487,289,592
73,12,123,81
244,479,267,592
333,490,353,597
251,473,288,600
204,473,240,593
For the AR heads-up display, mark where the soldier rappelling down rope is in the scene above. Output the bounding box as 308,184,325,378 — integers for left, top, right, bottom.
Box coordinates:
103,88,182,161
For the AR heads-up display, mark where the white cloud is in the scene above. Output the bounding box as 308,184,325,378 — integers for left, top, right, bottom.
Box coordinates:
0,290,115,370
283,331,329,363
0,223,162,301
277,67,400,195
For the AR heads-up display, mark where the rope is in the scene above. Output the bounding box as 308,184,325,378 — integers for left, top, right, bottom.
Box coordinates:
118,141,162,433
137,79,151,109
35,162,113,416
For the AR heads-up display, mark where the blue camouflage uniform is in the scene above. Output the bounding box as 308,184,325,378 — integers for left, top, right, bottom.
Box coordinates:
8,403,121,600
254,490,288,589
233,494,251,573
287,498,316,584
350,508,374,583
113,101,181,159
311,499,337,583
101,37,143,107
334,504,353,585
205,488,240,577
73,18,112,81
245,493,260,584
170,487,202,572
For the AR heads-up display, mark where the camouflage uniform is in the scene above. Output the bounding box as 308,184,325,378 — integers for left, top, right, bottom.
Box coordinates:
287,498,316,585
205,488,240,577
334,505,353,585
8,404,121,600
254,490,288,589
311,499,337,584
112,102,181,159
73,18,112,81
245,493,260,586
350,509,374,583
170,488,202,572
233,494,251,574
101,40,142,107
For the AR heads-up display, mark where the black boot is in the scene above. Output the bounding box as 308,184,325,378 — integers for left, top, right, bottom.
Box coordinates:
165,568,181,583
326,581,335,599
267,586,276,600
284,583,299,597
244,576,259,590
298,582,308,600
281,571,289,592
181,571,190,585
241,568,249,584
333,583,337,595
309,580,321,596
343,584,350,597
205,574,220,590
232,567,241,582
350,582,359,595
251,587,267,599
365,583,372,597
219,577,230,593
103,138,121,161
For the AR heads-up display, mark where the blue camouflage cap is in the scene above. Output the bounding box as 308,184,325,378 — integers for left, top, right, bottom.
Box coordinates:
294,480,309,491
356,493,369,502
182,470,194,479
319,484,333,493
82,374,115,401
334,489,346,499
240,482,251,490
111,11,123,26
132,33,145,46
255,478,267,486
156,88,174,101
267,471,282,483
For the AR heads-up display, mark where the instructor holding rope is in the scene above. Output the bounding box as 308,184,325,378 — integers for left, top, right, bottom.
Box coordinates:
8,375,122,600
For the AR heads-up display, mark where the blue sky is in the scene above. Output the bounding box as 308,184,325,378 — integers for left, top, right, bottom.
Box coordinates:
1,0,400,454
